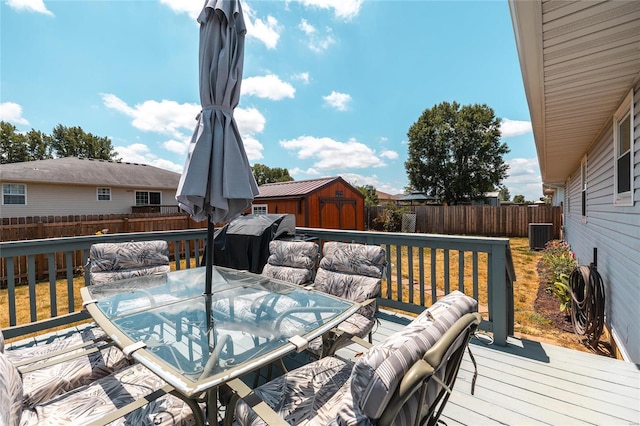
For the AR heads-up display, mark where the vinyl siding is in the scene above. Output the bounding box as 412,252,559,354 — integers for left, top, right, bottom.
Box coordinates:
0,182,178,218
563,85,640,363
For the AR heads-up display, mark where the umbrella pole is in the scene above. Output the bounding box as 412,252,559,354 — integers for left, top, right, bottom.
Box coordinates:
205,218,214,295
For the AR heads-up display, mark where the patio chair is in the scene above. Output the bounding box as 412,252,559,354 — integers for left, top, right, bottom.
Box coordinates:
0,350,203,426
0,240,172,408
227,290,481,426
306,241,386,356
261,240,319,285
88,240,171,285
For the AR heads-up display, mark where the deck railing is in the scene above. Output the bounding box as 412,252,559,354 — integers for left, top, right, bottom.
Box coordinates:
0,228,515,345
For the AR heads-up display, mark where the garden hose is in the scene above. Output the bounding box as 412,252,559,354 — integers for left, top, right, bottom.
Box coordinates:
568,264,605,348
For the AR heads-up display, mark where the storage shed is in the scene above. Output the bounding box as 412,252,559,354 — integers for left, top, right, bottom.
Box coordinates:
251,177,365,230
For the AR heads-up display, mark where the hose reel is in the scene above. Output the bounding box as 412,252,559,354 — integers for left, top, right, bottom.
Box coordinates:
568,248,605,348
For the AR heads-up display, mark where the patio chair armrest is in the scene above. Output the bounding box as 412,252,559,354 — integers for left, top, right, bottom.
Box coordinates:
224,378,289,426
17,341,117,374
321,329,373,358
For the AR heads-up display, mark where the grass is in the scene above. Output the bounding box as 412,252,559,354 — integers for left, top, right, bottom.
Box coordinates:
1,240,582,350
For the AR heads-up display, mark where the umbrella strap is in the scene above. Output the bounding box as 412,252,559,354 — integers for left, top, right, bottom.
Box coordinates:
202,105,233,114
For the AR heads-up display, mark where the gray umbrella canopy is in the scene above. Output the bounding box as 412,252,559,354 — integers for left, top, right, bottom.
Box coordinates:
176,0,258,225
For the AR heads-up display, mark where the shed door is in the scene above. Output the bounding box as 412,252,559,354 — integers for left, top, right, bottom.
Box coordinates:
320,198,357,230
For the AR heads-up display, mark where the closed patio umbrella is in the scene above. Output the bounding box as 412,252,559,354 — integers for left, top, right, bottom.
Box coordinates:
176,0,258,295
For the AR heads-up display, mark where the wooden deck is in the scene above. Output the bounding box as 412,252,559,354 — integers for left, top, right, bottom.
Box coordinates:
369,311,640,426
7,310,640,425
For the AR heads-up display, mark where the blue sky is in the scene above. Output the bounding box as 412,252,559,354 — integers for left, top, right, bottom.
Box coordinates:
1,0,541,201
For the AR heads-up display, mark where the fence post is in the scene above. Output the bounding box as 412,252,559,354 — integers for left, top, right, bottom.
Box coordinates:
123,217,129,233
490,242,508,346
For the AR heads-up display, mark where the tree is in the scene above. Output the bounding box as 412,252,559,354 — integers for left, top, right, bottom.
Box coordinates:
513,194,526,204
357,185,379,206
251,163,293,186
50,124,119,160
405,101,510,205
1,121,28,164
498,185,511,202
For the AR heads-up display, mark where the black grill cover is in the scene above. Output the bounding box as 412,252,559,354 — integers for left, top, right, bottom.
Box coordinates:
212,214,287,273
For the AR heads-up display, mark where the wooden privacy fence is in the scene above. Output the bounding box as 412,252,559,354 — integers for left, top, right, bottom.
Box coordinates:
366,205,562,238
0,214,208,286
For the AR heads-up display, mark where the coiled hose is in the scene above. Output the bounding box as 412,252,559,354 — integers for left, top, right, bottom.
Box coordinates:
568,264,605,348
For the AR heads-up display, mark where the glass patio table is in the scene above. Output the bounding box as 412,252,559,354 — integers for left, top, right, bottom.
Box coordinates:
81,266,359,425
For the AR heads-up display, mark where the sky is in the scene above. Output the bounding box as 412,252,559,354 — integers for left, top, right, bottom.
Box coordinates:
0,0,542,201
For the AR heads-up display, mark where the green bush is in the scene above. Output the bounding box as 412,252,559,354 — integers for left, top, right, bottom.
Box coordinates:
542,240,577,284
373,203,406,232
553,273,572,313
541,240,577,312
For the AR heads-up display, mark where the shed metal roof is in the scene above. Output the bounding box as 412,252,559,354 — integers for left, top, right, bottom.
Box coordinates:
0,157,181,189
255,177,339,198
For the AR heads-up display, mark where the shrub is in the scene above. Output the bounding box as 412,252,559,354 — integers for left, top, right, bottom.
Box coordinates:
541,240,577,312
553,273,572,313
542,240,577,284
373,203,406,232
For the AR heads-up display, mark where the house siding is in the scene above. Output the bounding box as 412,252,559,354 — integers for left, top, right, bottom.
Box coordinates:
1,183,178,218
564,85,640,363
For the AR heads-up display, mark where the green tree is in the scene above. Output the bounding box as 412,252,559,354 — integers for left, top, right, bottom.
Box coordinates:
25,129,53,161
513,194,526,204
498,185,511,202
50,124,119,160
357,185,379,206
251,163,293,186
405,101,510,205
0,121,28,164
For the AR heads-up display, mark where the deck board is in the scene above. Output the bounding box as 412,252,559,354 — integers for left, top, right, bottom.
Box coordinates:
368,310,640,426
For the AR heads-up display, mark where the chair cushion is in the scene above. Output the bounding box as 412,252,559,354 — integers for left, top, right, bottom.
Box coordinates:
266,240,318,270
0,329,4,353
20,363,200,425
339,291,478,422
0,352,23,426
4,326,130,408
89,241,170,285
319,242,386,278
262,264,312,285
235,356,354,426
313,268,380,319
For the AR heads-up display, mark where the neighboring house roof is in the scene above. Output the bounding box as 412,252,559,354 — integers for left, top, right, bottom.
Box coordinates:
376,190,400,202
398,192,438,202
255,176,362,199
509,0,640,185
0,157,180,189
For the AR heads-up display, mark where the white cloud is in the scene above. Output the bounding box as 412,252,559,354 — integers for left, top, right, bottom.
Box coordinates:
280,136,386,170
501,118,532,137
298,19,335,53
291,0,364,20
6,0,53,16
292,72,310,84
323,91,351,111
242,75,295,100
503,157,543,201
0,102,30,125
380,150,398,160
101,93,199,139
159,0,200,20
114,143,184,173
243,3,282,49
103,94,265,162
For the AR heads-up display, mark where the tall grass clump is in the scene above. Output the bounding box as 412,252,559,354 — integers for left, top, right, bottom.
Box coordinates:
540,240,577,313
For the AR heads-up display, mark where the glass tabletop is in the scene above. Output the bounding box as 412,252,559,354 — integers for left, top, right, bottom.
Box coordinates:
82,266,358,396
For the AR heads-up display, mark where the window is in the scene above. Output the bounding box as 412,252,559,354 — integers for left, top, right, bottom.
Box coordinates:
581,156,587,218
136,191,161,205
252,204,268,215
2,183,26,205
97,187,111,201
613,89,634,206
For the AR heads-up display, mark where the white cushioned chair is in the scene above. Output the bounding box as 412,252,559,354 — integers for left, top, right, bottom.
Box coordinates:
261,240,319,285
88,240,171,286
229,291,480,426
306,241,386,356
0,240,172,409
0,350,203,426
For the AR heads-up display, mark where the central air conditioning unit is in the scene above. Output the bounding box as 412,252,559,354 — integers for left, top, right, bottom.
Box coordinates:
529,223,553,250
